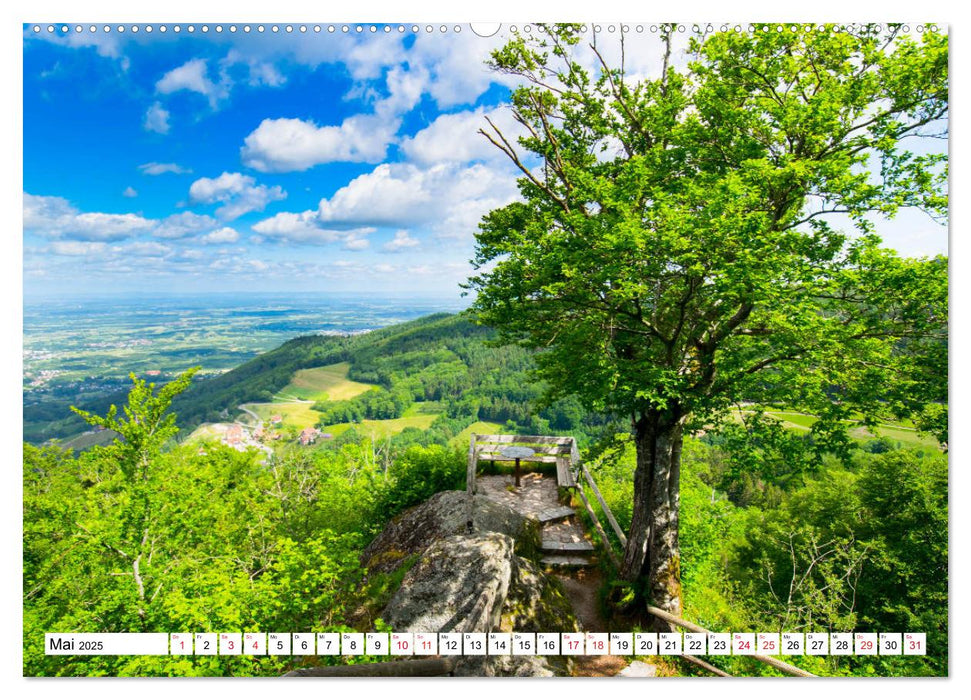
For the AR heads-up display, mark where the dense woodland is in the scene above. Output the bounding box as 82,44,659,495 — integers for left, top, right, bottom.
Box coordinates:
23,312,947,676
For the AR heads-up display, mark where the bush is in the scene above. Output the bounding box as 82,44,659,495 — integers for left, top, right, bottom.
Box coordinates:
375,444,465,519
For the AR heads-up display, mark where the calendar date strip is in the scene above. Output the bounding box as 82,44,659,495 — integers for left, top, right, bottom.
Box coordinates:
45,631,926,657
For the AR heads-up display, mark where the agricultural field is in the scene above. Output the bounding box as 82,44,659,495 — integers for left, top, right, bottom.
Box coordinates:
275,363,374,401
322,413,441,440
453,421,505,446
741,409,938,449
241,401,322,431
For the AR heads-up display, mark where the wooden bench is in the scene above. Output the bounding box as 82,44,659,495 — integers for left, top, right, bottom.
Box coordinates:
466,434,579,493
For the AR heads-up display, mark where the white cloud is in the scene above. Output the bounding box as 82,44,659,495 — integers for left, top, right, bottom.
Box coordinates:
24,193,156,242
222,49,286,88
188,172,286,220
241,115,397,172
251,210,375,247
156,58,227,107
343,233,371,251
254,160,518,247
239,60,427,173
200,227,240,244
405,31,518,109
49,241,107,256
123,241,171,257
401,106,521,165
383,229,420,252
122,186,138,198
144,102,170,134
139,162,191,176
154,212,218,239
316,162,519,236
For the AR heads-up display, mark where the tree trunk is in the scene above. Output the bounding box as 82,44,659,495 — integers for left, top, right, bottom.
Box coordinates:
620,410,685,631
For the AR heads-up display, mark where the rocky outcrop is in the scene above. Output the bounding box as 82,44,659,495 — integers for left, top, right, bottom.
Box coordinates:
361,490,541,574
383,533,515,633
367,492,579,677
499,556,581,634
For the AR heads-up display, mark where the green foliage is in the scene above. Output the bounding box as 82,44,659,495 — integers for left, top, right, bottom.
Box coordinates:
71,367,199,479
470,22,948,441
590,435,946,676
373,444,466,520
24,370,454,676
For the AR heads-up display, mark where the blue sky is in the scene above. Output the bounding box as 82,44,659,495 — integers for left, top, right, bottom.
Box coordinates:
22,23,948,298
23,24,528,297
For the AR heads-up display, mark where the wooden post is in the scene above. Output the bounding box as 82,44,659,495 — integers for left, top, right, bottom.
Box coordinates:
466,433,477,533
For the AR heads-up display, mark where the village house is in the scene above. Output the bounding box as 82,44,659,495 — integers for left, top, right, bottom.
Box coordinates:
298,427,320,445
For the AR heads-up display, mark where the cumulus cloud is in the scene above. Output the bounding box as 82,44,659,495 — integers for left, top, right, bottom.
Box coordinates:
156,58,227,107
144,102,170,134
240,62,426,173
401,106,521,165
222,49,286,88
123,186,138,198
251,210,375,247
48,241,107,256
343,233,371,250
200,227,240,244
241,115,396,172
139,162,192,176
406,31,519,109
251,160,518,250
24,193,156,241
316,162,519,236
383,229,420,252
154,211,218,239
188,172,286,220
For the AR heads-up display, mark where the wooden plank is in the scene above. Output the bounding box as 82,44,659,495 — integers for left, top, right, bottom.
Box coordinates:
476,444,572,456
556,456,576,488
581,465,627,547
541,554,591,567
476,453,560,464
541,540,595,552
285,657,458,677
645,606,817,678
575,484,621,570
467,433,476,496
474,434,575,445
536,505,576,523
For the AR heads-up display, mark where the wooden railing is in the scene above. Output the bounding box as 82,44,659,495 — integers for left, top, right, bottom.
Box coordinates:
646,606,817,677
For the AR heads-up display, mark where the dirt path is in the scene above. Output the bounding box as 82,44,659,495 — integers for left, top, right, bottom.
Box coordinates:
555,570,630,677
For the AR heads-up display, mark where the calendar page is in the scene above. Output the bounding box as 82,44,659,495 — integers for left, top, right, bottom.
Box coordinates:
21,9,949,682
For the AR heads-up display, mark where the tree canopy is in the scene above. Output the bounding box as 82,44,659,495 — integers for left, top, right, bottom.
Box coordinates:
468,23,947,614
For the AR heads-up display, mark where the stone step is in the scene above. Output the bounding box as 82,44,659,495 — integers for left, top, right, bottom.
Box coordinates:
541,539,596,553
540,554,593,567
535,506,576,523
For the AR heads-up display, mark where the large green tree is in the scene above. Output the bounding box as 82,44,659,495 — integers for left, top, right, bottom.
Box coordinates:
468,24,947,623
